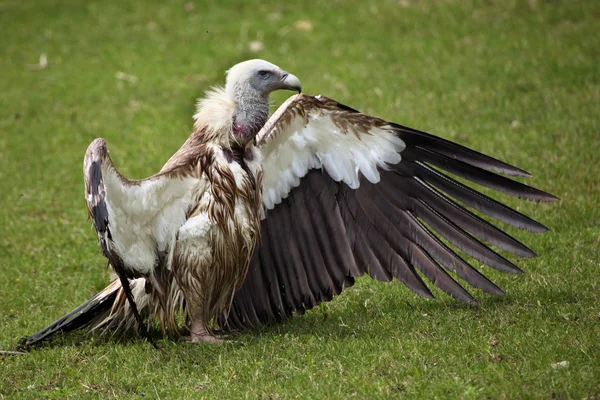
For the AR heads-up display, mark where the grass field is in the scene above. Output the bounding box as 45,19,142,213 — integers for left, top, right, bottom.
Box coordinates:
1,0,599,398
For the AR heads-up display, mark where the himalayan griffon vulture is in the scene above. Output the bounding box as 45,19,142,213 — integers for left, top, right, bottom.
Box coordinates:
20,59,557,347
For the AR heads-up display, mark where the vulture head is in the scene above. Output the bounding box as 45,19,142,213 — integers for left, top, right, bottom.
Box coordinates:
225,59,302,99
194,59,301,147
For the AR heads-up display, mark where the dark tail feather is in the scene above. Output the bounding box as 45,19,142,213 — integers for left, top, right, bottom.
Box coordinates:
18,280,120,349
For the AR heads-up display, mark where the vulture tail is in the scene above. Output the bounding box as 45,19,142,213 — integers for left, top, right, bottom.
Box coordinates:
18,279,149,349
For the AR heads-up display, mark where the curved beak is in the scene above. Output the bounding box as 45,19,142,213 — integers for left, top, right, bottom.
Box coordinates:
279,71,302,93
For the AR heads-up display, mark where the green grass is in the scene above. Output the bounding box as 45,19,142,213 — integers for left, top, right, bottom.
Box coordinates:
1,0,599,398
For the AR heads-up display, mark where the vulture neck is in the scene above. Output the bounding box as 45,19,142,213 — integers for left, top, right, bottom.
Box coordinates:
230,86,270,144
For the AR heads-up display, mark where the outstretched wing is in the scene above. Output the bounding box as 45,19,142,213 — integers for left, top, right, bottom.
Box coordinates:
223,94,558,330
83,138,206,279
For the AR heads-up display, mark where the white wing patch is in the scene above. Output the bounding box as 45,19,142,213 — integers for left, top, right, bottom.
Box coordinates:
259,101,405,211
102,169,205,275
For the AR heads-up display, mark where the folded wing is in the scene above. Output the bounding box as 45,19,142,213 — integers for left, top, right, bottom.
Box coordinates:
223,94,558,330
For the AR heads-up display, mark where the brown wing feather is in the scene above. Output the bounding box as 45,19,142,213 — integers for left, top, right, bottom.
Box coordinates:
222,95,557,331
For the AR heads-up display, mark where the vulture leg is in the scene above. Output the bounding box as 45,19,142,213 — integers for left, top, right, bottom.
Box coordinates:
186,312,223,344
172,263,224,344
171,251,225,343
172,216,226,344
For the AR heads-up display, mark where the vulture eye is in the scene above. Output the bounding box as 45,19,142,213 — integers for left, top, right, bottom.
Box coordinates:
258,70,271,79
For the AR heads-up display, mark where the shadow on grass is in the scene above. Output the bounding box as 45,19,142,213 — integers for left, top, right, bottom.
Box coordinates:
18,284,579,353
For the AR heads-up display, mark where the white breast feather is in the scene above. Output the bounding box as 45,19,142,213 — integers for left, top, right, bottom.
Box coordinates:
177,211,213,260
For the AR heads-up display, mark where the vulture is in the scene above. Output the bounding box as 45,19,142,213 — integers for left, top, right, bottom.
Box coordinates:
20,59,557,347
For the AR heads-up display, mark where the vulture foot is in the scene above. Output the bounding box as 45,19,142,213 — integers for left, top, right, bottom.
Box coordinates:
183,334,224,344
184,319,224,344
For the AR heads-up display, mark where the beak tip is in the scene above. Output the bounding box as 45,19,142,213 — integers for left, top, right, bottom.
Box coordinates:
281,72,302,94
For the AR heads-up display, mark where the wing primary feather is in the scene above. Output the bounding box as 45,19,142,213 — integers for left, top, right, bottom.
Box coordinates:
392,123,532,177
397,161,550,232
408,146,558,202
18,283,119,348
355,184,477,304
406,242,479,305
383,171,536,257
405,211,505,295
410,193,523,273
367,180,506,294
375,174,524,273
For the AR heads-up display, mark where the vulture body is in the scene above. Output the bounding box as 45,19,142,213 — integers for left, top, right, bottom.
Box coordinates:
21,60,557,347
